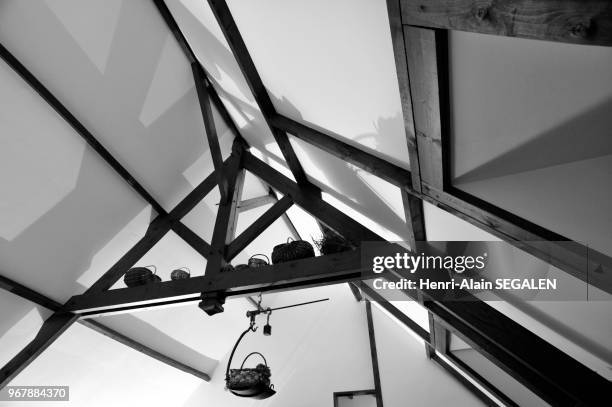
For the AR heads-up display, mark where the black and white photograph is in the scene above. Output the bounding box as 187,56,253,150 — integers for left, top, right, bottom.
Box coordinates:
0,1,610,406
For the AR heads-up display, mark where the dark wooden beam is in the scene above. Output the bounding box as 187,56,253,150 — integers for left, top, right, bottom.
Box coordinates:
192,62,228,202
0,274,211,381
348,283,363,302
400,0,612,46
0,312,78,388
404,27,447,190
64,250,370,315
365,301,384,407
151,0,246,147
0,275,62,311
266,187,301,240
0,42,167,216
426,299,610,406
204,159,244,276
359,282,429,342
236,195,277,212
226,195,294,260
207,0,309,186
171,222,213,259
85,216,173,294
152,0,197,62
271,114,412,190
401,189,426,246
385,0,422,192
243,151,383,245
79,319,211,381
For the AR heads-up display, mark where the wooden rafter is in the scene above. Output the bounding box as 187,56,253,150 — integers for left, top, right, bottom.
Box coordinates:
399,0,612,46
226,195,294,261
365,301,384,407
385,0,422,191
237,195,277,212
204,153,245,277
270,114,413,190
192,62,229,202
0,313,79,388
0,275,210,381
207,0,310,186
64,250,369,315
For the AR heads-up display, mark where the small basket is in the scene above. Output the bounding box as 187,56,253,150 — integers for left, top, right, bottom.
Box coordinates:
271,238,315,264
314,233,353,255
221,264,235,273
170,267,191,280
248,254,269,268
124,265,159,287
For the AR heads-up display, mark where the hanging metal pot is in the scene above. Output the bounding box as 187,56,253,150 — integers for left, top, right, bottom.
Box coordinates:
170,267,190,280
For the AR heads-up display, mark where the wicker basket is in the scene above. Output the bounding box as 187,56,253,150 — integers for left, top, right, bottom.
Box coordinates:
124,265,159,287
226,326,275,400
271,238,315,264
248,254,269,268
221,264,235,273
170,267,190,280
314,233,353,255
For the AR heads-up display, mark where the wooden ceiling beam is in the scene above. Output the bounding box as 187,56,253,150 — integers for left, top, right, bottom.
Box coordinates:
385,0,422,192
0,312,78,388
64,250,370,315
237,195,277,212
0,275,211,382
207,0,310,186
399,0,612,46
192,62,229,202
243,152,383,245
226,195,294,261
271,114,413,191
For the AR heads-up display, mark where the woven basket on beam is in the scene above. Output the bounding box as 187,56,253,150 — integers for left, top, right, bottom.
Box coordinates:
271,238,315,264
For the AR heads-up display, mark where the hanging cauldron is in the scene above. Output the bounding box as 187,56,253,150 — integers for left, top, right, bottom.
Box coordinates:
226,323,275,399
170,267,190,280
271,238,315,264
123,265,161,287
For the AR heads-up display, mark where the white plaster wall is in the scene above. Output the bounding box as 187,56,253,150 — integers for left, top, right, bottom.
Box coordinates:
449,31,612,256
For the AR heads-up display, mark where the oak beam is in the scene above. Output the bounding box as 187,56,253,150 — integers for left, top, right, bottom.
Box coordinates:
237,195,277,212
226,195,294,260
204,159,244,276
404,27,448,190
64,250,370,315
171,222,213,259
192,62,228,202
0,313,78,388
271,114,412,190
243,151,382,245
400,0,612,46
207,0,309,185
365,301,384,407
385,0,422,191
